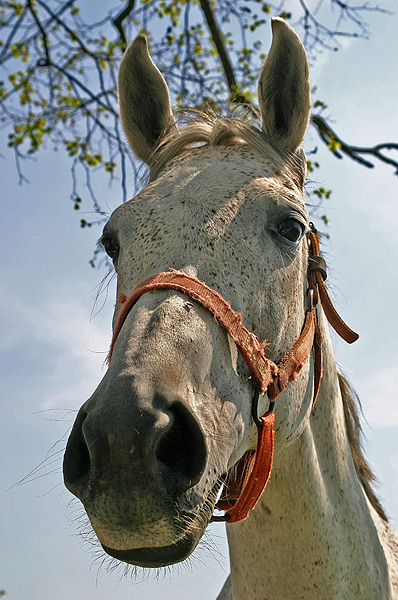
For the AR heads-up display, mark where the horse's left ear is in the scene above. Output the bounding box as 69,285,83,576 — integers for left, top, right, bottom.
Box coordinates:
118,35,178,165
258,18,311,153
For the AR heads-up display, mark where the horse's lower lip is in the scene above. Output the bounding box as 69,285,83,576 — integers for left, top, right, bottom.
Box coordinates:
100,481,224,567
101,533,200,567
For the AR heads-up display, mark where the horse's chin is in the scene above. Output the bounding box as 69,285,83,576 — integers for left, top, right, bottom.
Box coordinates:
83,477,222,567
86,501,214,567
101,532,202,567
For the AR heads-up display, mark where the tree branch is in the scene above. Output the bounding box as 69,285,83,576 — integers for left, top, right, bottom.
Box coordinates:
198,0,255,110
27,0,51,65
112,0,136,47
311,114,398,174
198,0,236,91
35,0,99,60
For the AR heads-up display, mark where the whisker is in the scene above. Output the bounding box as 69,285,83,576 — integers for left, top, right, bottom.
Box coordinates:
91,267,116,321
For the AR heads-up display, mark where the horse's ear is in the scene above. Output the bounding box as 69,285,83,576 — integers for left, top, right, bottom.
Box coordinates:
118,35,178,164
258,18,311,153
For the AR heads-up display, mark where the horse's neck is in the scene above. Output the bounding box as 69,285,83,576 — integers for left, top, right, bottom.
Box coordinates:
226,321,391,600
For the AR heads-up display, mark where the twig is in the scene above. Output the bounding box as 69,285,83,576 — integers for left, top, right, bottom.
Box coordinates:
311,114,398,174
198,0,256,112
112,0,136,47
27,0,51,65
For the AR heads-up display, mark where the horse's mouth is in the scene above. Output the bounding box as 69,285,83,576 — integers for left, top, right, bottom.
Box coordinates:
98,505,208,567
101,532,200,567
98,477,224,567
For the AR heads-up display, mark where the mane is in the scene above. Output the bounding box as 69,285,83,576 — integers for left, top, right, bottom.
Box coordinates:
150,111,307,191
338,371,388,521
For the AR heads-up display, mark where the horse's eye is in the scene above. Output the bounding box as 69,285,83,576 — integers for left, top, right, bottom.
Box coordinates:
102,237,119,260
275,219,305,245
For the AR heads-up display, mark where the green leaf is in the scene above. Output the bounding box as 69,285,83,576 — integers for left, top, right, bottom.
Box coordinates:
313,186,332,200
314,100,327,110
321,215,330,226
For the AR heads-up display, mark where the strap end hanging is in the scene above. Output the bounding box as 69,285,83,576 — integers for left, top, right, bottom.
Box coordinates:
309,226,359,344
316,275,359,344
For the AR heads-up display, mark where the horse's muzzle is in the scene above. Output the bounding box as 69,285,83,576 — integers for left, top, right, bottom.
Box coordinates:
63,390,208,562
64,397,207,497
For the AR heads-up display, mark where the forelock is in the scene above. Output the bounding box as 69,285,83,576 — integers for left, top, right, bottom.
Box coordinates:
149,112,307,190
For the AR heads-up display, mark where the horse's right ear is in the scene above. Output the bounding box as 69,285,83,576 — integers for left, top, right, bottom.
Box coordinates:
258,18,311,153
118,35,178,164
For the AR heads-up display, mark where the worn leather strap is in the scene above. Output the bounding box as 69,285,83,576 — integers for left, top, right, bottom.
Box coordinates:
267,307,317,400
109,270,320,525
217,411,275,523
110,271,318,397
309,230,359,344
110,270,280,392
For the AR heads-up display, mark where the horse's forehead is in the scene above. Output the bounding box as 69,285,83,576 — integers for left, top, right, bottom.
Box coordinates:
114,145,305,227
154,146,290,198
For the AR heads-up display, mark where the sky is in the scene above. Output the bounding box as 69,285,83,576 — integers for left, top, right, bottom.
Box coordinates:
1,4,398,599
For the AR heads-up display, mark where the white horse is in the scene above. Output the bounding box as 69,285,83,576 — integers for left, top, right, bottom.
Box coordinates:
63,18,398,599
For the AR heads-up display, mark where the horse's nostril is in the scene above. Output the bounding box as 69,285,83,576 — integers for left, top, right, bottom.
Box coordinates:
155,401,207,495
63,408,91,488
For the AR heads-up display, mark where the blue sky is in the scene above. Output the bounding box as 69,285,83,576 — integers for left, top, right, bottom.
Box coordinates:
1,5,398,599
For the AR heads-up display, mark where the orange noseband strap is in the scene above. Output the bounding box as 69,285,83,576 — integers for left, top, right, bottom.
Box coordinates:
109,228,358,523
109,269,279,391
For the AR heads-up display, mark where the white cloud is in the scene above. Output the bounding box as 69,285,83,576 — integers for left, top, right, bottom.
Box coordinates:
0,278,114,411
357,365,398,428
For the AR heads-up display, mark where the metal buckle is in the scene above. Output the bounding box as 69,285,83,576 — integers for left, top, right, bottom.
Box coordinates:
252,388,275,427
308,255,327,281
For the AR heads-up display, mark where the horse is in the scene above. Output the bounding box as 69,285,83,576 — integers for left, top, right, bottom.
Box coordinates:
63,18,398,599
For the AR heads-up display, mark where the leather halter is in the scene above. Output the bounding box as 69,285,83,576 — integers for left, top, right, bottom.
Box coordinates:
108,226,358,523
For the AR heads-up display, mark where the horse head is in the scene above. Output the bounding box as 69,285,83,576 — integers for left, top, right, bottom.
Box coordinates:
63,18,315,567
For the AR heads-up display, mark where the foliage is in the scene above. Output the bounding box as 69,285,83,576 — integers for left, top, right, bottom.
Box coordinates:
1,0,397,248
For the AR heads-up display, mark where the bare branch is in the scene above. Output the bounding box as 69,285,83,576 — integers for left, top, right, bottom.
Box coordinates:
112,0,136,47
26,0,51,65
198,0,236,92
311,115,398,174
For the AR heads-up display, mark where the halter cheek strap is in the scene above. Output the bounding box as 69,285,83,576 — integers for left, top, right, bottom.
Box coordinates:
108,227,358,523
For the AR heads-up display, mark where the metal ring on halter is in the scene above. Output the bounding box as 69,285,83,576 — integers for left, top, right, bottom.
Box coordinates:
307,288,314,312
309,222,317,234
252,387,275,427
211,514,230,522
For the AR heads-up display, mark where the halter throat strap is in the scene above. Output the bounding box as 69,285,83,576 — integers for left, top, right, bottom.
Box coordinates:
108,228,358,523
